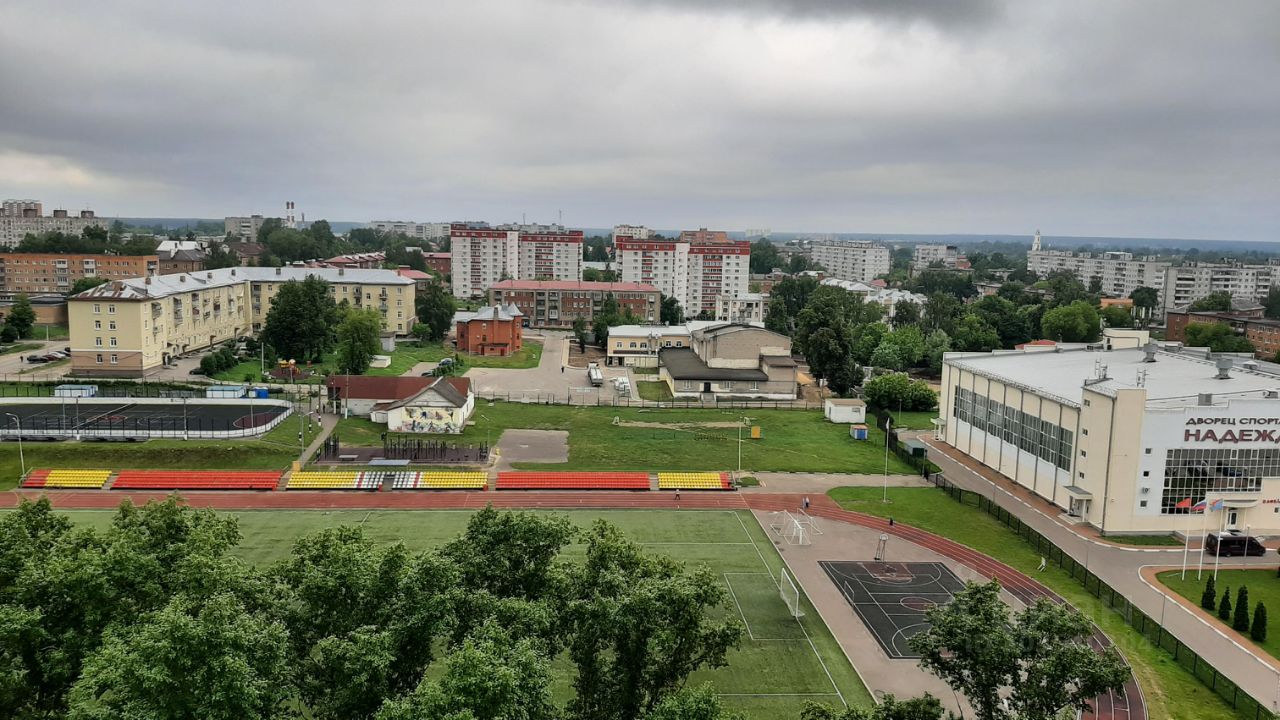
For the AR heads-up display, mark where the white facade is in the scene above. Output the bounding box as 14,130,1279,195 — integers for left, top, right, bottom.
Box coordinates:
370,221,450,240
686,241,750,317
224,215,269,240
612,224,654,241
616,238,690,309
941,346,1280,535
1,205,108,248
812,241,891,282
716,292,766,324
450,226,519,298
1162,263,1279,311
1027,250,1169,302
517,233,583,282
912,244,962,271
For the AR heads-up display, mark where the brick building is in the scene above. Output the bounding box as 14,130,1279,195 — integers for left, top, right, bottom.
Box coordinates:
454,304,524,356
423,252,451,275
0,253,158,294
486,280,660,329
1165,308,1280,359
158,248,206,275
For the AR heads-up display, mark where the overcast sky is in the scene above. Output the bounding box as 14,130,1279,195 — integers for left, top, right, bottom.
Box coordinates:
1,1,1277,241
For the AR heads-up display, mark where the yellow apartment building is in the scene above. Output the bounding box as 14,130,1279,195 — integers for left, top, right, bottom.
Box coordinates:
68,266,417,377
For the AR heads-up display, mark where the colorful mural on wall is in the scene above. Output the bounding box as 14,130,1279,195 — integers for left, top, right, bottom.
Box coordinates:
391,406,462,434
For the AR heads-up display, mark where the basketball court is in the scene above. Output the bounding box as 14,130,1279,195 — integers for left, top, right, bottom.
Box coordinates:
819,560,965,659
0,400,288,435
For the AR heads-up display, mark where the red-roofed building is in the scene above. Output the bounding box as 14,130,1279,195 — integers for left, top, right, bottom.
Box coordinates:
423,252,451,275
455,304,524,356
395,266,434,292
327,375,474,433
487,279,660,328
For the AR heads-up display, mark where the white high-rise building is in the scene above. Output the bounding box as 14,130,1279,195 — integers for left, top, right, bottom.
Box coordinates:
225,215,270,240
450,223,519,298
1162,263,1279,311
1027,249,1169,302
515,227,583,281
811,241,891,282
911,244,963,271
616,228,749,317
370,221,449,240
612,224,654,242
616,236,690,309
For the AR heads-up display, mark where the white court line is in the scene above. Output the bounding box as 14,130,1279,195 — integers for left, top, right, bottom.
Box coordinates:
723,573,755,641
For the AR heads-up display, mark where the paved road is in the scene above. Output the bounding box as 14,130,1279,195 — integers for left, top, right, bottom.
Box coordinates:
0,338,75,381
466,332,635,403
918,434,1280,713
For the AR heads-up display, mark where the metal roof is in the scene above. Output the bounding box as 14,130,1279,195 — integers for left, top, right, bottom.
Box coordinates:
71,266,413,301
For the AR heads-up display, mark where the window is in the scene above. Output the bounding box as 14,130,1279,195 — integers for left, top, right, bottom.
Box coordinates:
95,353,103,364
629,342,637,348
94,320,101,330
93,303,101,314
109,354,118,364
108,304,116,314
108,321,116,330
95,337,102,347
109,337,117,347
1140,500,1148,508
1160,448,1279,514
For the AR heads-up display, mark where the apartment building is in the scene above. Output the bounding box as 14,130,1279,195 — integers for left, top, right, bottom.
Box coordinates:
449,223,584,297
515,227,583,281
616,236,690,308
612,224,654,241
67,267,416,377
370,220,450,241
0,203,109,248
1165,308,1280,359
715,292,766,324
811,241,892,282
1162,263,1278,311
1027,250,1169,302
157,249,206,275
615,229,749,316
224,215,271,240
0,253,158,294
487,279,659,329
912,244,964,271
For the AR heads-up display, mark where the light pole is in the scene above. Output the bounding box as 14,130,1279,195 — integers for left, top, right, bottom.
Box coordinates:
882,413,892,503
480,413,491,449
737,416,750,474
5,413,24,477
182,396,189,440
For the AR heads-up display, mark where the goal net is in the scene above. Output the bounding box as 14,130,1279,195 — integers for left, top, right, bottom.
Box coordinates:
780,567,804,618
769,510,812,546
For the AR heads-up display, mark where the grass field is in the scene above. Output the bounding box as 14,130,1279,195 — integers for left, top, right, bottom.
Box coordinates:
829,486,1243,720
213,341,543,383
0,343,41,357
635,380,673,401
1158,569,1280,661
333,402,916,474
886,410,938,431
1106,535,1183,547
31,324,69,341
39,507,872,719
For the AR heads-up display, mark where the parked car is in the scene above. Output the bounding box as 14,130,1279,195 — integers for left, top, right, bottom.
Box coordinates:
1205,531,1266,557
47,351,67,360
26,355,49,363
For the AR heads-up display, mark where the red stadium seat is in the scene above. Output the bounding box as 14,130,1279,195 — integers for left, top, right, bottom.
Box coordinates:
111,470,281,491
21,469,51,488
495,472,650,491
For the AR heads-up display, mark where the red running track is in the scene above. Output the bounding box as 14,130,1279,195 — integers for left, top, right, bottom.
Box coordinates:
2,488,1143,720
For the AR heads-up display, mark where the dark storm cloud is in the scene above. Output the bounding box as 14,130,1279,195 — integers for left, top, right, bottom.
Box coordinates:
0,0,1275,241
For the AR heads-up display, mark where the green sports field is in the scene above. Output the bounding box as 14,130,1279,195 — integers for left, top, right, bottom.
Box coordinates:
49,507,873,719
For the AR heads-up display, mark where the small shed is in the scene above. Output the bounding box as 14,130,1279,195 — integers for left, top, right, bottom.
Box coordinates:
824,398,867,424
849,424,869,440
206,385,247,399
54,384,98,398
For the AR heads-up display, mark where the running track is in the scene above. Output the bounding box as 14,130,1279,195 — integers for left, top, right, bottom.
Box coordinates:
4,489,1144,720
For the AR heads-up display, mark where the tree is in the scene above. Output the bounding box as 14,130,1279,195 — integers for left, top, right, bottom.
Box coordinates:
951,315,1001,352
1264,288,1280,320
262,276,339,361
883,325,926,367
891,300,921,327
863,373,937,412
0,324,17,343
910,270,976,299
204,243,240,270
1129,286,1159,326
572,316,588,350
921,293,964,335
749,239,782,274
645,684,743,720
971,296,1030,348
661,294,684,325
1040,301,1100,343
1100,305,1133,329
1201,576,1217,611
335,307,383,374
1041,271,1088,307
909,581,1130,720
6,294,35,339
769,276,821,335
67,593,290,720
1252,602,1268,643
1234,586,1251,632
415,282,457,343
828,357,865,397
801,694,956,720
870,343,905,371
1087,275,1103,294
70,276,108,295
1184,322,1255,353
1219,586,1232,621
256,217,283,243
1188,291,1233,312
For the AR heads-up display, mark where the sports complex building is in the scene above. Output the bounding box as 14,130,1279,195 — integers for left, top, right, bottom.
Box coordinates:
939,343,1280,535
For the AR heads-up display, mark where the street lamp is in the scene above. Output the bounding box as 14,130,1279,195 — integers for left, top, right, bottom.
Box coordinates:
5,413,24,478
882,411,892,503
737,416,751,474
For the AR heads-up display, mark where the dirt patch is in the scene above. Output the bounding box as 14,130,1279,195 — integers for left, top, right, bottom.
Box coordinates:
567,343,605,368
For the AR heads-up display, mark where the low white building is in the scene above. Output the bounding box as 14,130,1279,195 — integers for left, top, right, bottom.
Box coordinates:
824,398,867,424
374,377,475,434
716,292,766,324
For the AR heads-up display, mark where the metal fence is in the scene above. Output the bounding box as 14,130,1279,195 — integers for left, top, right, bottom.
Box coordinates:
476,390,822,410
0,410,292,441
928,473,1277,720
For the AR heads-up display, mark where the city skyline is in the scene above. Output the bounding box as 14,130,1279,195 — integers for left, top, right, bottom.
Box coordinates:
1,1,1277,242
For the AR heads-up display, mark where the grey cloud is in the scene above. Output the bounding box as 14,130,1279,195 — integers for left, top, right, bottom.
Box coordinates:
599,0,1003,26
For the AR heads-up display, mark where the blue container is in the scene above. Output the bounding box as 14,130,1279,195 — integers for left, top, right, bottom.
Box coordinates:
253,387,270,398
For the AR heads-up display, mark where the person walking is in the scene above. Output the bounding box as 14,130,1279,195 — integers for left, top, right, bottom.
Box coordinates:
675,489,681,503
802,496,810,511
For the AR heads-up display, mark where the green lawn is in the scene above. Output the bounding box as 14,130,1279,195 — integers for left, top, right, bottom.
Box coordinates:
0,343,41,357
1159,569,1280,661
332,416,388,447
31,324,69,341
829,486,1243,720
337,402,916,474
630,366,659,376
887,410,938,431
1106,535,1183,547
31,508,872,720
213,341,543,383
635,380,673,401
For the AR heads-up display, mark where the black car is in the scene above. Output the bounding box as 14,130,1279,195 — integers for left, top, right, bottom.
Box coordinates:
1205,532,1266,557
26,354,49,363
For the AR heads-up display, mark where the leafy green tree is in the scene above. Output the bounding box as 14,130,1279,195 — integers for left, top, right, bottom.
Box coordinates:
870,343,905,371
1219,586,1232,621
922,293,964,335
67,593,290,720
1234,586,1251,632
1188,291,1233,312
910,270,976,299
996,282,1027,305
910,581,1130,720
1100,305,1133,329
923,330,951,376
415,282,457,343
801,693,956,719
951,315,1001,352
851,323,888,365
891,300,921,327
1264,288,1280,320
971,296,1031,347
256,217,283,243
1041,271,1088,307
204,243,241,269
749,239,782,274
805,327,852,387
375,623,558,720
1184,322,1255,353
661,294,683,325
1200,576,1217,610
5,294,35,339
0,324,17,343
335,307,383,374
1129,286,1160,326
70,276,108,295
262,276,339,361
646,684,744,720
568,521,743,720
768,276,820,336
884,325,926,367
572,316,589,349
828,357,865,397
1040,301,1100,343
863,372,937,411
1252,602,1268,642
1087,276,1103,294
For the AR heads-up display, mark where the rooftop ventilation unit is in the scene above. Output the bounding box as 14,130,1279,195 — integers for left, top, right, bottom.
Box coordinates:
1243,360,1259,370
1216,357,1233,380
1142,342,1159,363
1264,389,1279,399
1199,393,1214,406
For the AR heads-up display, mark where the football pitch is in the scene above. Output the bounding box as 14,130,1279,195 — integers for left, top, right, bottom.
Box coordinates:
55,508,872,719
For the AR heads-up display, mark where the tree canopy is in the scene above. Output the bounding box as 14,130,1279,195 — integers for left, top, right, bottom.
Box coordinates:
415,282,456,342
1187,291,1233,312
335,307,384,374
1184,322,1255,353
262,276,340,361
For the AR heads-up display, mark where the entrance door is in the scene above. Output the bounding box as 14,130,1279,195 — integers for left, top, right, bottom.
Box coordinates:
702,382,712,393
1226,510,1239,531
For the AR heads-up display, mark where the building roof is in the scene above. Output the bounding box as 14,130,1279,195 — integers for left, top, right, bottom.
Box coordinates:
488,279,659,293
395,268,433,280
454,304,523,324
825,398,867,407
659,347,769,381
691,323,788,342
327,375,436,400
762,355,797,368
71,266,414,301
609,324,690,337
372,376,472,411
945,346,1280,408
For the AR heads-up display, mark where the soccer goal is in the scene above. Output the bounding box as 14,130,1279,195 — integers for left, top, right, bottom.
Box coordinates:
780,567,805,618
769,510,813,546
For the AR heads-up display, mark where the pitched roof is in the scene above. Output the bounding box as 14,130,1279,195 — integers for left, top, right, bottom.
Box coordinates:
71,265,414,301
372,376,473,410
454,304,523,323
659,347,768,381
326,375,435,400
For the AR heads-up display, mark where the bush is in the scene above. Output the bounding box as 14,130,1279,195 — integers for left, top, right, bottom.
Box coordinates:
1219,586,1232,621
863,372,937,412
0,324,18,343
1200,576,1217,611
1234,586,1251,632
1253,602,1268,642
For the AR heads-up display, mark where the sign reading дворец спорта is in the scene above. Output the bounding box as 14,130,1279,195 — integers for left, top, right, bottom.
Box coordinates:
1185,417,1280,444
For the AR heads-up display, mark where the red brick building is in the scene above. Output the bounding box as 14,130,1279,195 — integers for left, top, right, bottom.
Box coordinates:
486,279,660,329
454,304,524,356
1165,308,1280,359
423,252,451,275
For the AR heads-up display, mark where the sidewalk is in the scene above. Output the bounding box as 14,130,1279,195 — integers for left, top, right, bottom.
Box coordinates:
920,435,1280,713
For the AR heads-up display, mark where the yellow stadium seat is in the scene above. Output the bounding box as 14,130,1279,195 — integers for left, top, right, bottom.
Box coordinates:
44,469,112,489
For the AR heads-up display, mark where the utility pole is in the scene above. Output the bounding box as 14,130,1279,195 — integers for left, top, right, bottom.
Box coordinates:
5,413,24,477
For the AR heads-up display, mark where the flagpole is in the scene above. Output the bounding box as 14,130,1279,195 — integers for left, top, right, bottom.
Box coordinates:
1181,509,1192,580
1198,501,1209,580
1214,502,1225,583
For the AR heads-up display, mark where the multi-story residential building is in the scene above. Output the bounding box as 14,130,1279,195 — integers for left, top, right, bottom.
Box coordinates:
449,223,520,298
1162,263,1278,312
616,236,690,309
423,252,451,275
515,227,583,281
811,241,892,282
912,244,965,271
0,253,157,294
487,280,660,329
1027,249,1169,301
612,224,654,242
370,220,451,241
158,249,206,275
0,204,109,248
67,267,417,377
715,292,766,324
224,215,270,240
1164,308,1280,359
